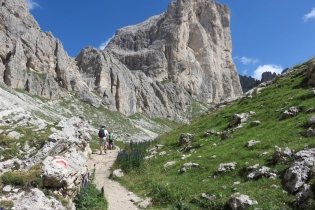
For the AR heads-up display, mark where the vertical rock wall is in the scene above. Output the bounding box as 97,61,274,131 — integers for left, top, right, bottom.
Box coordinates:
0,0,84,99
106,0,243,103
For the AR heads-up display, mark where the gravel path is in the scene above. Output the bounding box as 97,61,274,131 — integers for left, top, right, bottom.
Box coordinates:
87,149,141,210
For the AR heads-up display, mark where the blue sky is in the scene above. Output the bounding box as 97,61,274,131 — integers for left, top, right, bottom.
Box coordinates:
27,0,315,80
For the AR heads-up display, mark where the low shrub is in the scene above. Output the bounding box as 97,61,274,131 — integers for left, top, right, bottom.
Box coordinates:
116,139,157,173
0,164,42,187
1,172,24,185
149,182,178,206
74,169,108,210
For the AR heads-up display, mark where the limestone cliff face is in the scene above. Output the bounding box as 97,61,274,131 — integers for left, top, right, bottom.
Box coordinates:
0,0,84,99
0,0,241,121
76,47,191,121
106,0,243,103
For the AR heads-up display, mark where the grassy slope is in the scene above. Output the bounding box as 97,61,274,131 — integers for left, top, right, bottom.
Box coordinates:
112,58,315,209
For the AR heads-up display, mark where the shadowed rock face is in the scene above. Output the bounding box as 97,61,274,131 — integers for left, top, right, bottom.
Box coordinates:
308,60,315,86
239,71,277,93
239,75,260,93
261,71,277,83
76,48,191,121
106,0,243,103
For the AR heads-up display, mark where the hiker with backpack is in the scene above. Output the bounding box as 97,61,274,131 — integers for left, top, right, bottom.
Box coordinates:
98,125,109,154
109,132,114,150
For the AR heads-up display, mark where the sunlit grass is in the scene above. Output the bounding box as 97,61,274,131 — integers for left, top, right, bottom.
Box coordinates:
112,58,315,209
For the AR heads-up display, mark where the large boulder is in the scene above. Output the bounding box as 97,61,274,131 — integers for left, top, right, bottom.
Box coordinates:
41,148,87,196
308,115,315,126
227,193,258,210
271,146,293,164
294,184,314,207
229,111,255,127
217,162,236,172
281,106,300,119
284,148,315,193
178,133,194,146
20,117,92,200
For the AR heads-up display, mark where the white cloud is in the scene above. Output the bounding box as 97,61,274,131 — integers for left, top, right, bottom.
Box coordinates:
251,58,259,65
242,69,248,75
252,64,283,80
234,56,259,65
26,0,39,11
98,35,115,50
303,8,315,22
240,57,251,64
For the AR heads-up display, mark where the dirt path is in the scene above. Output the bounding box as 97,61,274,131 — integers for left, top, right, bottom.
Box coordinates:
87,149,141,210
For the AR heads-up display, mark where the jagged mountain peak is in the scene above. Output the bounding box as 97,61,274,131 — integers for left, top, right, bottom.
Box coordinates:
106,0,242,103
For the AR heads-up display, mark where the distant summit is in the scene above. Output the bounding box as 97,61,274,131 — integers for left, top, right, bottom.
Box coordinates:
239,71,278,93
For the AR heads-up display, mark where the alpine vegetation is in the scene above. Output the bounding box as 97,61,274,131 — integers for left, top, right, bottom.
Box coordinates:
112,58,315,210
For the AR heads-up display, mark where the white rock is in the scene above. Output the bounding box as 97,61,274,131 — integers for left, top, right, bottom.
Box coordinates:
3,185,12,192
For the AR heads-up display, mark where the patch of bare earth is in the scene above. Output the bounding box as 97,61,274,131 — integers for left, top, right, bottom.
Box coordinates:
87,149,141,210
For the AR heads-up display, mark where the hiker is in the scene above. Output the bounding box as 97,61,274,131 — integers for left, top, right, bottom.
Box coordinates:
109,132,114,150
104,126,109,153
98,125,109,154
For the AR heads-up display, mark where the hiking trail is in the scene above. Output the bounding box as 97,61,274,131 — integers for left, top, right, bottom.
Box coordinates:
87,149,141,210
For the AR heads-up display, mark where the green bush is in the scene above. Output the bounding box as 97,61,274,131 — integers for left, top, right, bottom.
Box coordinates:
116,140,157,173
149,182,178,206
1,172,24,185
74,182,107,210
0,164,42,186
74,169,108,210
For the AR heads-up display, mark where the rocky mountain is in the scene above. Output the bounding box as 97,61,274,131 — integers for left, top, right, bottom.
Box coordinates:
0,0,251,208
239,71,278,93
238,75,260,93
261,71,277,83
106,0,243,104
0,0,242,123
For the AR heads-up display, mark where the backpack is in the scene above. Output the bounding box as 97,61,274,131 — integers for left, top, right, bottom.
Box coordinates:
98,129,105,138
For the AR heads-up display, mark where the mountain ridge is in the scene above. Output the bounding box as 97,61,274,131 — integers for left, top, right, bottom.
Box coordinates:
0,0,243,123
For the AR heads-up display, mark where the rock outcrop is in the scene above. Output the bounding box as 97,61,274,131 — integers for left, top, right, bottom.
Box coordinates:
238,75,260,93
261,71,277,83
76,48,191,121
227,193,258,210
284,148,315,193
106,0,243,103
239,71,277,93
4,188,67,210
0,0,84,99
307,59,315,86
